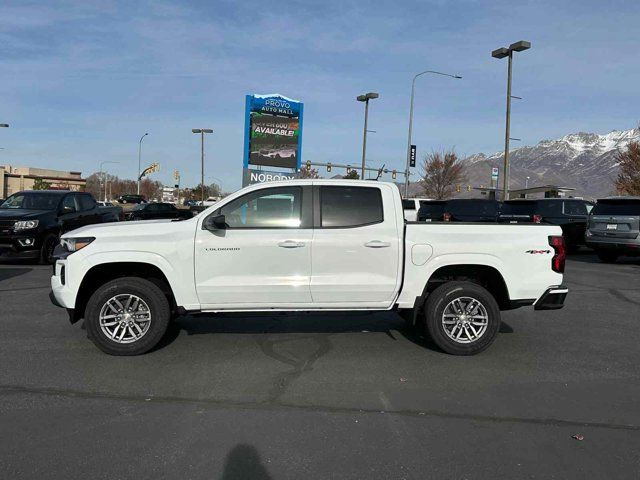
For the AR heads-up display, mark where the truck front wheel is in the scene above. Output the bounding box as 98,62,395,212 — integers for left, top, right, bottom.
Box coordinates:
424,281,501,355
85,277,170,355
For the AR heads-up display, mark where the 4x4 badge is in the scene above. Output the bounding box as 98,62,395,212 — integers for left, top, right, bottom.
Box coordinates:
526,249,551,254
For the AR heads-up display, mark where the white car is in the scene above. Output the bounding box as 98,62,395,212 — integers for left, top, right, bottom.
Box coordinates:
50,180,567,356
402,198,432,222
197,196,221,207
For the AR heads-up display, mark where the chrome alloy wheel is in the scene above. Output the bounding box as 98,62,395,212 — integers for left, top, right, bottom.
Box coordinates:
441,296,489,344
99,294,152,344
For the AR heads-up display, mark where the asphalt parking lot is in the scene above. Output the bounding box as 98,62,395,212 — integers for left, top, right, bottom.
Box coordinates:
1,253,640,479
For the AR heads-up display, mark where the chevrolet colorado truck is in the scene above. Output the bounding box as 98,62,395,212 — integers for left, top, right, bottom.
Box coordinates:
50,180,568,356
1,190,121,264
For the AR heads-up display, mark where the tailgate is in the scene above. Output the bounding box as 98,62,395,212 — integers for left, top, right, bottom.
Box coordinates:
590,215,640,239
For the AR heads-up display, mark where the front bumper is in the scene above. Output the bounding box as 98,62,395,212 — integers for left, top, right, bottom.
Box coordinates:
534,285,568,310
0,234,41,259
50,254,76,310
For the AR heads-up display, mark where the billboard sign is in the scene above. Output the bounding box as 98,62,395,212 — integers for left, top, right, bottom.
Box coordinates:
243,168,299,186
243,94,303,172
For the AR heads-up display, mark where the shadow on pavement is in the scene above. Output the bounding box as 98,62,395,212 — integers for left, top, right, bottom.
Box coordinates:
0,267,33,282
220,444,272,480
152,311,515,355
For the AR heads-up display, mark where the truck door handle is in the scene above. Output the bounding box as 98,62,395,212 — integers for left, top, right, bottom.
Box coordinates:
278,240,305,248
365,240,391,248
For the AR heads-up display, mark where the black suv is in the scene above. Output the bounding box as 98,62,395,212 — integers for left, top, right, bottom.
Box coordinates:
417,199,501,222
499,198,594,251
116,194,146,204
416,200,447,222
126,202,193,221
0,190,120,263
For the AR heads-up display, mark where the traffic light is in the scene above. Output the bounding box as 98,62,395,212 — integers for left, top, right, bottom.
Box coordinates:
346,166,352,174
174,170,180,180
456,185,461,192
327,163,332,172
392,170,397,180
467,185,471,192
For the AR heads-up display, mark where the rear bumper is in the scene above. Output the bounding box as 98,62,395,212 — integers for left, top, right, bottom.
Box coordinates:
534,285,568,310
586,238,640,253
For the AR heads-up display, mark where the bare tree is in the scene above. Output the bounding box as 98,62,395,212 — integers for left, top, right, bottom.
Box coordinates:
419,150,467,199
615,141,640,196
299,165,320,179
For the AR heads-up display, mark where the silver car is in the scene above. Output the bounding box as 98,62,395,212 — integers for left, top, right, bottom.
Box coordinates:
586,197,640,262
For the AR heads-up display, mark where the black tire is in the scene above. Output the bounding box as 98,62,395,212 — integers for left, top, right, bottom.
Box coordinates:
85,277,170,355
596,250,619,263
424,281,501,355
39,234,58,265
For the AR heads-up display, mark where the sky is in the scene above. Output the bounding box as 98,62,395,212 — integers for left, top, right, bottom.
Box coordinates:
1,0,639,191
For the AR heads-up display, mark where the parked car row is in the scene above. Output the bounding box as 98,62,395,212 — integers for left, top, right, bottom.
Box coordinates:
408,196,640,262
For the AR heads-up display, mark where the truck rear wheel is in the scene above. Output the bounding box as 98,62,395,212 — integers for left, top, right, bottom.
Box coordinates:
424,281,500,355
85,277,170,355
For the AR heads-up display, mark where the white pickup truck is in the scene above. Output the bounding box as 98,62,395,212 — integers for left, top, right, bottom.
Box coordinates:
50,180,567,356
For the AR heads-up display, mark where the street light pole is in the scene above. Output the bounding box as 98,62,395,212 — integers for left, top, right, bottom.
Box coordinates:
137,132,148,195
492,40,531,201
404,71,461,197
192,129,213,202
357,92,379,179
99,161,119,202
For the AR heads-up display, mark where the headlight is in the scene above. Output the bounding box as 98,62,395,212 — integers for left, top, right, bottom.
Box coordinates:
13,220,39,231
60,237,95,252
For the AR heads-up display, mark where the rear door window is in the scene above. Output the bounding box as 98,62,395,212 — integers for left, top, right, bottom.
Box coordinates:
320,186,383,228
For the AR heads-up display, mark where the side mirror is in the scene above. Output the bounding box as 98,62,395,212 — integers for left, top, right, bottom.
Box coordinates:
204,214,226,230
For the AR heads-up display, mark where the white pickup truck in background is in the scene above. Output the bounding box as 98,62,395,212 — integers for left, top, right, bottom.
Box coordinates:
50,180,568,356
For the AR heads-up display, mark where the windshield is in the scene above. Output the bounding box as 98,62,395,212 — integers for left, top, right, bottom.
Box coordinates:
132,204,145,211
0,192,61,210
592,200,640,216
501,201,537,215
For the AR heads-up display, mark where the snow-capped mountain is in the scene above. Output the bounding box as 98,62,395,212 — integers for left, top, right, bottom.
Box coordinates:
462,127,640,198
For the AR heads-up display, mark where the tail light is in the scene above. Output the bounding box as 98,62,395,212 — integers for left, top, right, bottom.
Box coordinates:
443,212,451,222
548,235,566,273
532,214,542,224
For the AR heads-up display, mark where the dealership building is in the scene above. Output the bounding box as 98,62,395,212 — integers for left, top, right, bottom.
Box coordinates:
0,165,86,198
